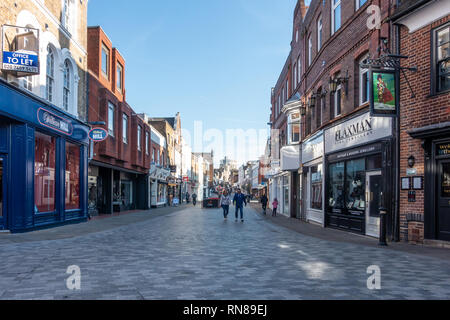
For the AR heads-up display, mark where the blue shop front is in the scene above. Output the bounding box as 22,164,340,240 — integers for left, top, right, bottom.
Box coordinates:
0,79,89,232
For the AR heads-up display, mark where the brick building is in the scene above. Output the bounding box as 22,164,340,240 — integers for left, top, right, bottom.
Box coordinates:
391,0,450,243
0,0,90,232
268,0,397,239
87,26,152,215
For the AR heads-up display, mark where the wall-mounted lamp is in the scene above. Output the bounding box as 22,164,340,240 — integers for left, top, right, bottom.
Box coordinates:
300,103,306,116
408,155,415,168
308,93,317,109
329,70,350,95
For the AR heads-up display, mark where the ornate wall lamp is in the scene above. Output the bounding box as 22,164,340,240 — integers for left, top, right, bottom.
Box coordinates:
329,70,350,95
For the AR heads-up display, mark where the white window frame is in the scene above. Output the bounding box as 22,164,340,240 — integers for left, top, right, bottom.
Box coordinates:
137,125,142,151
359,55,369,105
334,84,342,117
332,0,341,35
117,63,123,91
317,17,323,51
356,0,367,10
287,112,301,144
308,36,312,66
145,132,149,155
46,45,54,102
122,113,128,144
101,44,109,79
23,75,33,92
108,102,115,136
63,60,71,111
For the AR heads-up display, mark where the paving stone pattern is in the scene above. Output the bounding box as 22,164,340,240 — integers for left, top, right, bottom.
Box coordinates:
1,205,450,300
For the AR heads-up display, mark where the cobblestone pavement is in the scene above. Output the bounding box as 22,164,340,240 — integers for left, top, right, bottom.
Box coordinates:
1,205,450,300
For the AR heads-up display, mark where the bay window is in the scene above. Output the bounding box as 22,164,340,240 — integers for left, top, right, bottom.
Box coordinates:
287,112,300,144
137,125,142,151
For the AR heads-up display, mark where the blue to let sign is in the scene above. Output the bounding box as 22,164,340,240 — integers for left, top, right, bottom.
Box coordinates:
2,51,39,74
89,128,108,142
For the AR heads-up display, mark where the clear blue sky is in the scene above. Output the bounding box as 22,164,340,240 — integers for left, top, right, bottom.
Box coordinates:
88,0,298,165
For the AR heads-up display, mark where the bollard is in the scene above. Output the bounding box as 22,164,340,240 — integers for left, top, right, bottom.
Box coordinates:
379,207,388,246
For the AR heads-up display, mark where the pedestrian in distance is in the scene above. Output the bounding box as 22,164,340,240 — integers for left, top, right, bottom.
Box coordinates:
233,188,247,222
186,192,190,203
260,193,268,215
219,190,231,220
192,193,197,206
272,198,278,217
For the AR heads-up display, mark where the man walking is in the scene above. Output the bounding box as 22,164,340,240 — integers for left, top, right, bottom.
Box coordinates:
233,188,247,222
260,193,268,215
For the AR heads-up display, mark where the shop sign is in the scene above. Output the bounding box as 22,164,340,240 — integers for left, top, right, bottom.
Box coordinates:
88,128,108,142
370,69,398,117
169,165,177,173
2,25,40,75
325,112,391,154
37,107,73,135
183,176,189,182
302,130,323,164
327,143,382,162
437,143,450,156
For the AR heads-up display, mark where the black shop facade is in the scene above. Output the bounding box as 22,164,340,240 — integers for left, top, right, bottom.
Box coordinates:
324,111,394,238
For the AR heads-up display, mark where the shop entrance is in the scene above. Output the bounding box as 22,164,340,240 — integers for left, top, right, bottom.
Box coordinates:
365,171,382,238
0,155,5,229
437,160,450,241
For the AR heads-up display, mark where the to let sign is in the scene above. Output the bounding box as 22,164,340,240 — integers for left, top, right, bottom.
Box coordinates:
89,128,108,142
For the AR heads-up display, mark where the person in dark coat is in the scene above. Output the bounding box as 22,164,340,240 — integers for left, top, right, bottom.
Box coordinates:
260,194,268,215
233,188,247,222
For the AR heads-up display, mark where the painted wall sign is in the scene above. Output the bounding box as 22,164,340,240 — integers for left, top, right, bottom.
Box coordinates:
37,107,73,135
325,112,392,154
302,130,323,164
88,128,108,142
370,69,398,117
2,25,40,75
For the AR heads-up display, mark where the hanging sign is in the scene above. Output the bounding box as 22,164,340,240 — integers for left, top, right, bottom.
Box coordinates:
2,25,40,75
370,69,398,117
88,127,108,142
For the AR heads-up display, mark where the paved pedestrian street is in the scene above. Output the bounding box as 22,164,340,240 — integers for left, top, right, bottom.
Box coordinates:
1,205,450,300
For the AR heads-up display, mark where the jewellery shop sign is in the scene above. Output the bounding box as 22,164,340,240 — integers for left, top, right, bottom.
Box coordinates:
324,111,392,154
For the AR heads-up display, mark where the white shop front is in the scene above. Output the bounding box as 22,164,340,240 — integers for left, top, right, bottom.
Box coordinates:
301,130,324,225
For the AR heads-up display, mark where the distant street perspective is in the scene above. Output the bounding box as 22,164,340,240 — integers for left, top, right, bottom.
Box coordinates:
0,0,449,302
1,202,450,300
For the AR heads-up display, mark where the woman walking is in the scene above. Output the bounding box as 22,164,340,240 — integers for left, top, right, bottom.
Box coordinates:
272,198,279,217
220,190,231,220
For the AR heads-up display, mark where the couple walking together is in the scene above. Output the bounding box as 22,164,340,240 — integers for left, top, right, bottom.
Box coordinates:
219,189,247,222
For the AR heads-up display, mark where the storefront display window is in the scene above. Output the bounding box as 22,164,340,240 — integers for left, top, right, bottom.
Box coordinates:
121,180,133,207
328,162,344,210
34,132,56,213
345,159,366,212
65,142,80,210
310,164,323,210
283,176,289,214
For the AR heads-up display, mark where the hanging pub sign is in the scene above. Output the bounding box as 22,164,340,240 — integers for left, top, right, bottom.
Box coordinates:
2,25,40,76
88,127,108,142
369,69,398,117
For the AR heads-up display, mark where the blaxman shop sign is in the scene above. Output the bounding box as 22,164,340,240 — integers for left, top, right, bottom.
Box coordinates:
88,128,108,142
37,107,73,135
2,25,40,75
302,130,324,164
325,112,392,154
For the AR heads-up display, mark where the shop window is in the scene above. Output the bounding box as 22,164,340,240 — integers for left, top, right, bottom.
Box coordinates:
121,180,133,207
310,164,323,210
283,176,289,214
328,162,345,210
34,132,56,213
345,158,366,212
65,142,80,210
433,23,450,93
367,154,382,170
